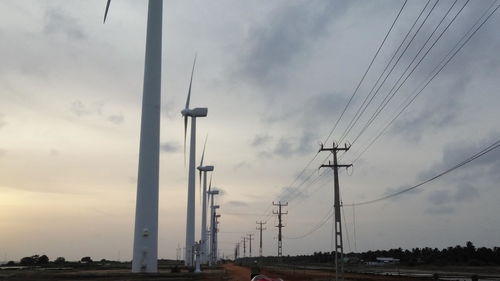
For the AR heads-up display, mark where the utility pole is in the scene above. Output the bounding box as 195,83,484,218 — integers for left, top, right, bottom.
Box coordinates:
237,242,240,260
256,221,267,257
247,234,254,258
272,201,288,258
242,236,247,258
319,142,352,281
234,243,239,260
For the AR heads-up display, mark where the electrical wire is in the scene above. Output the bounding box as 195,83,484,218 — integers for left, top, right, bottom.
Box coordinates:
338,0,436,144
350,1,500,163
241,0,500,245
285,206,334,239
322,0,408,145
256,0,411,227
284,137,500,239
344,138,500,207
351,0,469,147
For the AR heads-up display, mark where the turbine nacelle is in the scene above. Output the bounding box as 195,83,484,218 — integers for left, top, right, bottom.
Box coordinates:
208,189,220,195
181,107,208,117
197,165,214,172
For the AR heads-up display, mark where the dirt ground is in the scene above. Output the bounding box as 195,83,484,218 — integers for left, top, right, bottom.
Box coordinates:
0,264,481,281
223,263,430,281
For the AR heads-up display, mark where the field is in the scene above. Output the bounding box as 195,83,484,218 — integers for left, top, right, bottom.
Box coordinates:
2,263,500,281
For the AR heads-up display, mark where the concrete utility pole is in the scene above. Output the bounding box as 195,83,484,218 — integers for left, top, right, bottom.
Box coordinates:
176,244,181,261
247,234,254,258
319,142,352,281
242,236,247,257
256,221,266,257
273,201,288,258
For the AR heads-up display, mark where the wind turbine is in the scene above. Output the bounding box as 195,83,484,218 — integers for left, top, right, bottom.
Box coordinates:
182,56,208,266
208,183,220,266
104,0,162,273
197,139,214,265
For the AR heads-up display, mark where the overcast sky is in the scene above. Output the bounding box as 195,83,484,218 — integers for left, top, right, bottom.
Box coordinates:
1,0,499,262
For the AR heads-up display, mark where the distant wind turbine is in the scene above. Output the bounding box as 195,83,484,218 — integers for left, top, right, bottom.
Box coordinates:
104,0,162,273
207,180,220,266
181,56,208,266
197,137,214,265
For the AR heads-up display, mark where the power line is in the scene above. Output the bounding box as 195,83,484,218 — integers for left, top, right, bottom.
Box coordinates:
350,0,469,147
245,0,500,251
344,138,500,207
253,1,411,229
285,137,500,239
285,206,333,240
256,0,410,223
322,0,409,145
338,0,437,144
350,1,500,163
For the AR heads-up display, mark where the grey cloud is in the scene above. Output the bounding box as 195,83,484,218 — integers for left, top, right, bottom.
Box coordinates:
233,161,250,170
259,92,347,158
425,185,479,214
251,134,273,147
71,100,124,125
160,142,181,153
425,205,455,215
273,138,295,158
279,185,310,202
70,100,103,117
391,96,461,142
226,200,249,208
270,135,316,158
419,132,500,181
236,1,350,87
382,2,500,142
107,114,124,125
257,151,273,159
43,7,86,40
454,183,479,202
428,189,452,205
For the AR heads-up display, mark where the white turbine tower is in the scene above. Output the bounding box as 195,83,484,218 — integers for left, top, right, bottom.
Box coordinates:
208,184,220,266
182,56,208,266
197,138,214,265
104,0,162,273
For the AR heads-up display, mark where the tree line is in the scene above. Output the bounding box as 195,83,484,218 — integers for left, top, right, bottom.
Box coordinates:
239,242,500,266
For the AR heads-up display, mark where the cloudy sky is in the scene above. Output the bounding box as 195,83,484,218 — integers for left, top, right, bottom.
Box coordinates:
1,0,499,261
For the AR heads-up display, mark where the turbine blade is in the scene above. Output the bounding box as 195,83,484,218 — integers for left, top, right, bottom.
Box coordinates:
199,171,202,205
208,172,212,192
185,54,197,110
103,0,112,23
184,116,188,166
200,134,207,167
